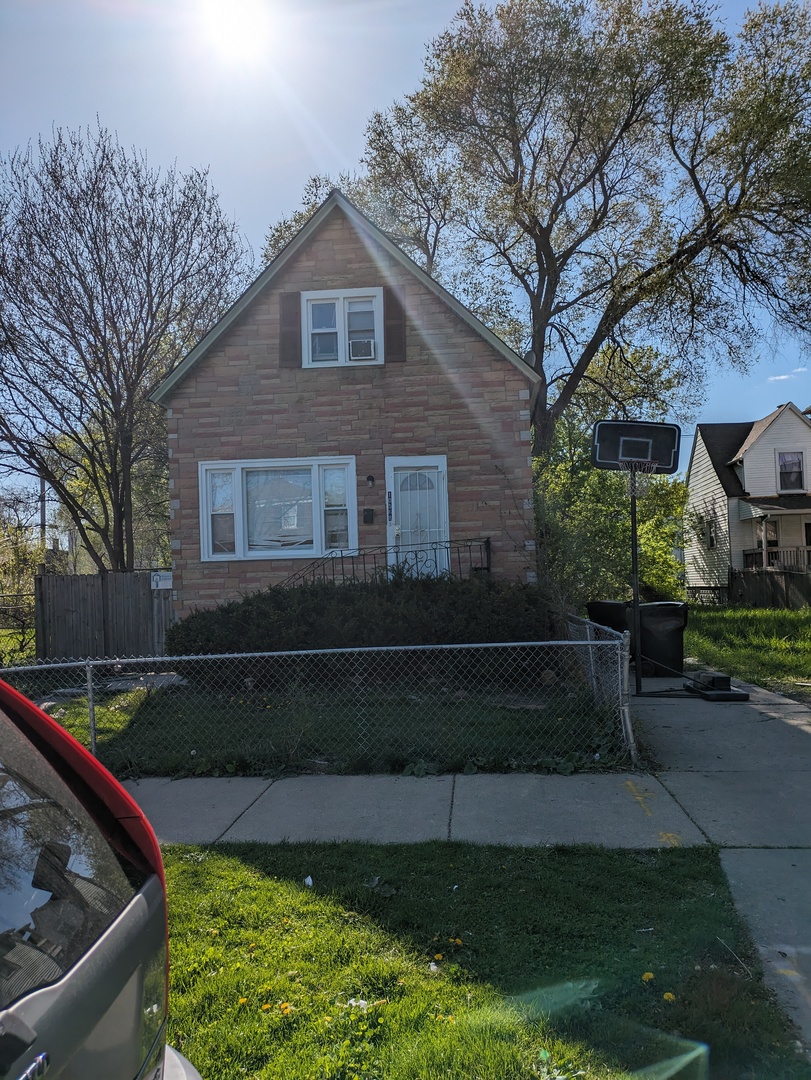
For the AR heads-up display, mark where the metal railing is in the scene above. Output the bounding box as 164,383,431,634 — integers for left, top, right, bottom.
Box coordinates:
280,538,491,587
1,623,633,778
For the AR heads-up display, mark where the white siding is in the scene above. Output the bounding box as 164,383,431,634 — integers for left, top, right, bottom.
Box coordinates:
741,409,811,495
729,503,754,569
685,432,732,588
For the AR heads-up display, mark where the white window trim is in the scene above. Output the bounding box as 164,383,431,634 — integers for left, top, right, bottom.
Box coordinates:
301,287,384,368
775,448,805,493
199,457,358,561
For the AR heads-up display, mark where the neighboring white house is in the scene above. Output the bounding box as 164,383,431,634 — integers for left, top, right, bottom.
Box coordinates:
685,402,811,598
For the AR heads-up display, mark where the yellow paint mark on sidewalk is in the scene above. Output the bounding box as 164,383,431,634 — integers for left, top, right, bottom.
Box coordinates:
625,780,654,816
659,833,682,847
777,968,801,977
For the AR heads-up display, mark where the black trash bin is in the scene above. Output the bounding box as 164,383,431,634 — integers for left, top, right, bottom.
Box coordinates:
638,602,688,676
586,600,630,635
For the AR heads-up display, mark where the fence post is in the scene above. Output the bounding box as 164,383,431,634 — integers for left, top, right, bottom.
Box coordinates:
619,630,637,766
86,660,97,756
584,621,599,699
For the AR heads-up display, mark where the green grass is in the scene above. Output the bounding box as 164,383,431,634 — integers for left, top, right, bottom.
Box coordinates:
19,681,625,778
685,608,811,704
164,843,810,1080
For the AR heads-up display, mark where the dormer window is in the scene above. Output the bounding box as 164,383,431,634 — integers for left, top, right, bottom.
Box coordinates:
777,451,804,492
301,288,384,367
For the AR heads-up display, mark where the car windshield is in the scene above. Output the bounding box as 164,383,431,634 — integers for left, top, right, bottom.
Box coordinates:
0,712,140,1007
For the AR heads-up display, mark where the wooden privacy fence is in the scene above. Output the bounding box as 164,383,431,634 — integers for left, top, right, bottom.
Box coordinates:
729,568,811,609
35,573,175,659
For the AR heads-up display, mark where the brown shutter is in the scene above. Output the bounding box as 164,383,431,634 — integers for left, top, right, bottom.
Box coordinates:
279,292,301,368
384,286,406,363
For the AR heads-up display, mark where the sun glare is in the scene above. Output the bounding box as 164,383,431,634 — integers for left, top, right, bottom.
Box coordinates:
195,0,276,68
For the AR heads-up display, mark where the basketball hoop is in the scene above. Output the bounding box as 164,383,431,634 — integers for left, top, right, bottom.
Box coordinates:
619,459,658,496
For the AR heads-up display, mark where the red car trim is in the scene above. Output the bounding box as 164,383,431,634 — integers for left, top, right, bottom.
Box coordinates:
0,677,164,887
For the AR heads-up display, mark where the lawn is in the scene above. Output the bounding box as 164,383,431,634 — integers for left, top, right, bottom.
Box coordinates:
685,608,811,705
13,678,626,778
164,842,810,1080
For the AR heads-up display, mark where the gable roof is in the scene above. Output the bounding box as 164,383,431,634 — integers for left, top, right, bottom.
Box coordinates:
691,402,811,497
726,407,779,461
693,422,753,496
152,190,540,405
726,403,811,460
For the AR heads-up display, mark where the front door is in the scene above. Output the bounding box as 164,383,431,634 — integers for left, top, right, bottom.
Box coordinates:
385,456,449,576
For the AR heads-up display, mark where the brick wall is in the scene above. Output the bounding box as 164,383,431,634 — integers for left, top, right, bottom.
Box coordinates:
164,208,536,616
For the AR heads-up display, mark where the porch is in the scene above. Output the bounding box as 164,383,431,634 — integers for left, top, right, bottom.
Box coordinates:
743,546,811,570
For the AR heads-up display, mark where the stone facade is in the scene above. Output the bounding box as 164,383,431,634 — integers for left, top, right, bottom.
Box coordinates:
161,204,537,616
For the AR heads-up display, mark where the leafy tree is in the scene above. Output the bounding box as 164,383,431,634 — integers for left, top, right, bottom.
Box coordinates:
271,0,811,452
537,348,689,610
0,487,47,663
0,124,252,572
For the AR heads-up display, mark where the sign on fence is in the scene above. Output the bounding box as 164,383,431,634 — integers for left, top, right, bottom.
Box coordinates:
34,572,175,659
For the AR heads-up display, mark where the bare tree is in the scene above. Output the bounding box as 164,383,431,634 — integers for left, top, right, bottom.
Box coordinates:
0,124,252,571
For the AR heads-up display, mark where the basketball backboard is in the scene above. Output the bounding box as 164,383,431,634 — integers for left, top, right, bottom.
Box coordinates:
591,420,681,474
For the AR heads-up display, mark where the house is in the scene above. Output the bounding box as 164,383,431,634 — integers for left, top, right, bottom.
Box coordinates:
151,191,540,617
684,402,811,599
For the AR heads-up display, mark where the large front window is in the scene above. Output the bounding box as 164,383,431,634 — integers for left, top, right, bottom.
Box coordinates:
777,451,804,492
200,458,357,559
301,288,383,367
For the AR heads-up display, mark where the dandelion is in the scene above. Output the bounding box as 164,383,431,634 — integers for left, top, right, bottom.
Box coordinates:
261,1004,271,1011
454,937,463,945
238,997,247,1005
248,943,256,949
663,992,676,1002
642,972,654,982
434,953,444,961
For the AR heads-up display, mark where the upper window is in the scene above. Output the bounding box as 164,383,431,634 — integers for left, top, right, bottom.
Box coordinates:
301,288,384,367
777,451,804,492
200,458,357,560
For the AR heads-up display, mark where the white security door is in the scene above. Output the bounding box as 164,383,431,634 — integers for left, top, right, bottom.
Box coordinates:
385,456,449,576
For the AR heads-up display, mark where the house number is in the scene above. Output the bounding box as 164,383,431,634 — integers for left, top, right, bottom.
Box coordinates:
387,492,392,523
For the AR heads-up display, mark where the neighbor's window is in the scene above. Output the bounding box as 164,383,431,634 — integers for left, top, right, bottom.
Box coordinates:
200,458,357,560
756,520,779,548
301,288,383,367
777,451,804,492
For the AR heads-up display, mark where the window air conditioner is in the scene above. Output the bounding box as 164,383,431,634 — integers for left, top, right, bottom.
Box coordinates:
349,338,375,360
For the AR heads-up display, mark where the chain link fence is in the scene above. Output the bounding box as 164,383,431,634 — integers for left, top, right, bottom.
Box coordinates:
1,623,633,778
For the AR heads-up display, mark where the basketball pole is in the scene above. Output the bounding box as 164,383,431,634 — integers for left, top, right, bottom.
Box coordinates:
628,466,643,696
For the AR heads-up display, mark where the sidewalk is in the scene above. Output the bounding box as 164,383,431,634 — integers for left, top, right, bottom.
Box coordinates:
124,674,811,1048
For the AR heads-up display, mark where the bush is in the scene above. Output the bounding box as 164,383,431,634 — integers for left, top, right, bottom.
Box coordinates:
166,575,552,657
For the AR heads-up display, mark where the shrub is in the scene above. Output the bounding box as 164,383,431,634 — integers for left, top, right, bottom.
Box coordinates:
166,575,552,657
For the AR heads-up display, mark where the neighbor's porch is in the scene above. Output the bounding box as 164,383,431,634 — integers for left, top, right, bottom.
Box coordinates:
738,498,811,571
743,545,811,569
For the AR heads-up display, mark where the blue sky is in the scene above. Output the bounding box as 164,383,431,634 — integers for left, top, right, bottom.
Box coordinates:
1,0,808,469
